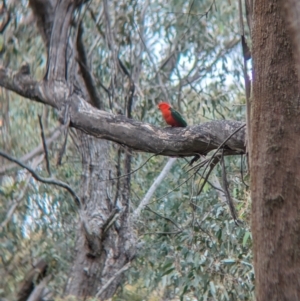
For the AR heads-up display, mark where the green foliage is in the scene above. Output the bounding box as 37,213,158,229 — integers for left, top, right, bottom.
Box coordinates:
0,0,252,300
124,154,252,300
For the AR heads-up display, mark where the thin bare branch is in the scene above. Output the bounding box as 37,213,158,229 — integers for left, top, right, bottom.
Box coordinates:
143,231,182,236
95,263,131,298
0,155,44,232
240,154,249,188
0,127,60,175
38,115,51,176
210,175,226,202
197,156,220,196
220,149,239,225
145,206,182,230
193,124,246,170
132,158,176,222
238,0,251,170
194,124,246,196
99,154,158,183
0,1,11,33
56,128,69,166
133,21,170,100
0,150,80,207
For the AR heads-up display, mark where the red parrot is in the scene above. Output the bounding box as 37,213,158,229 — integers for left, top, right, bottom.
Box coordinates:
158,102,187,127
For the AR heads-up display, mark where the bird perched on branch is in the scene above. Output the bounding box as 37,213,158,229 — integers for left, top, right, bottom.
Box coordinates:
158,102,187,127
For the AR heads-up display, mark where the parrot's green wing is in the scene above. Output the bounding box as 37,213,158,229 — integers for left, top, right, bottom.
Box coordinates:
170,108,187,127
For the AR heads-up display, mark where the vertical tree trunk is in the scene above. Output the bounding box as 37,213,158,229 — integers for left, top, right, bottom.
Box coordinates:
64,134,136,299
251,0,300,300
26,1,137,298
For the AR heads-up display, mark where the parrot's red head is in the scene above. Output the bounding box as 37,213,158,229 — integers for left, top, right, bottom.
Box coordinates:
158,101,187,127
158,102,171,111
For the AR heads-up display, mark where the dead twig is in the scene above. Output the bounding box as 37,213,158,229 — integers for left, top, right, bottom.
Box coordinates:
197,156,220,196
193,124,246,195
132,158,176,222
0,150,80,207
99,153,158,183
0,155,44,231
145,205,182,230
0,0,10,34
238,0,251,170
221,149,240,225
95,263,131,298
0,127,61,175
57,103,70,166
38,115,51,176
240,154,249,187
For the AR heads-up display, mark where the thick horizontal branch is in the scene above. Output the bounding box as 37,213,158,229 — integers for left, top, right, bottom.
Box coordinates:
0,66,246,157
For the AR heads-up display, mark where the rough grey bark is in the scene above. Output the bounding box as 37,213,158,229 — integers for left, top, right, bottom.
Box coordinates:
64,134,135,299
23,0,135,299
251,0,300,300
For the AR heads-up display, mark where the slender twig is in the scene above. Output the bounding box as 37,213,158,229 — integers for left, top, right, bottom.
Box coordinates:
186,0,216,20
197,156,220,196
143,231,182,236
183,157,224,193
0,0,11,34
132,158,176,222
186,156,211,173
149,171,195,206
103,0,118,99
221,149,239,225
193,124,246,194
191,124,246,196
0,127,60,175
238,0,251,170
57,121,70,166
57,128,69,165
0,155,44,231
133,21,170,101
0,150,80,207
38,115,51,176
95,263,131,298
240,154,249,188
145,206,182,230
99,153,158,183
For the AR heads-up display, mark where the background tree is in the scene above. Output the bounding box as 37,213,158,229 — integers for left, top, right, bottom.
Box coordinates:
2,0,298,300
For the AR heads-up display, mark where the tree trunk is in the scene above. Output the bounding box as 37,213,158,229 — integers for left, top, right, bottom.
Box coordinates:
251,0,300,300
64,134,135,300
24,1,136,298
